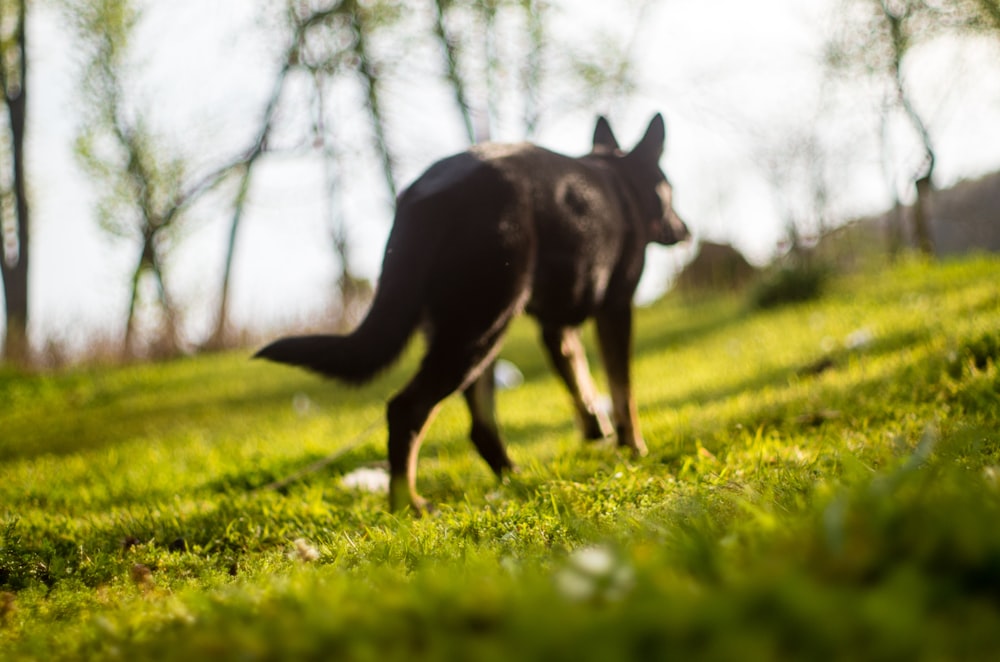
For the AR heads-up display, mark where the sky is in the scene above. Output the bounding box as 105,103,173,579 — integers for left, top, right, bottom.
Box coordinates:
22,0,1000,355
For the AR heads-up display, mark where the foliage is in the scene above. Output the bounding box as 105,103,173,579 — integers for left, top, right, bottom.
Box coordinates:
64,0,198,356
427,0,647,142
824,0,954,256
748,257,831,309
825,0,998,75
0,520,50,591
66,0,144,240
2,255,1000,658
977,0,1000,31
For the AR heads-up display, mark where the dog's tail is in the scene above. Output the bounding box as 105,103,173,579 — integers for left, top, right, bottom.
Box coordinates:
254,223,429,384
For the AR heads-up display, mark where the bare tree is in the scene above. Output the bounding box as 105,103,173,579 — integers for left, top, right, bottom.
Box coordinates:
827,0,1000,257
205,60,289,348
207,1,404,345
310,67,373,330
0,0,29,364
68,0,179,355
67,0,239,357
882,1,936,254
432,0,476,142
347,2,399,197
60,0,657,354
877,90,906,259
755,122,841,258
429,0,647,143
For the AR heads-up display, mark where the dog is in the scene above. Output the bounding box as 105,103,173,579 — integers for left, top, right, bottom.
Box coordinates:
256,114,690,512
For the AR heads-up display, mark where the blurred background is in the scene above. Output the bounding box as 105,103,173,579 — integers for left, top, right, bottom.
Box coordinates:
3,0,1000,365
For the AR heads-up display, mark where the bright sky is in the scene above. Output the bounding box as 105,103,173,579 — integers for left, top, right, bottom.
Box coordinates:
25,0,1000,354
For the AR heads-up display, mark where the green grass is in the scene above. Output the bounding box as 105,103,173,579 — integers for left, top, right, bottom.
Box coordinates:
2,255,1000,660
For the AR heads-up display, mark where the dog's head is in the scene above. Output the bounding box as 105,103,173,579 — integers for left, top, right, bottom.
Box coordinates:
593,114,691,246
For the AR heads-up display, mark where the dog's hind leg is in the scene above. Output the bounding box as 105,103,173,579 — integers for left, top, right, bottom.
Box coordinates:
594,307,648,457
386,329,511,514
462,361,516,478
540,325,614,441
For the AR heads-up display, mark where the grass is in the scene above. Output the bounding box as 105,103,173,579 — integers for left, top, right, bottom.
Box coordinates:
2,254,1000,660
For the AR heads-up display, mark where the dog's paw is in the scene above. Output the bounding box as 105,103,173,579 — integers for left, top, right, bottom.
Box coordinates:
581,410,614,440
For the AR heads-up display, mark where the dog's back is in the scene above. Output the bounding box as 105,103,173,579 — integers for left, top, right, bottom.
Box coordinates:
395,142,647,328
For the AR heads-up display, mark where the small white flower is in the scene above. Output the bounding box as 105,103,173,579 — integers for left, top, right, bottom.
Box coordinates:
290,538,320,562
494,359,524,390
845,327,874,350
500,556,520,577
820,336,837,353
556,545,634,603
572,546,615,576
341,467,390,493
292,393,313,416
556,566,598,601
983,466,999,486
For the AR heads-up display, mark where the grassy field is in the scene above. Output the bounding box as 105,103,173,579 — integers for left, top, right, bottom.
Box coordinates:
2,255,1000,660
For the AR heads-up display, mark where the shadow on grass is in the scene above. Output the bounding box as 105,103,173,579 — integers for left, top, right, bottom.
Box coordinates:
496,296,746,386
0,363,405,463
644,326,934,421
200,442,388,495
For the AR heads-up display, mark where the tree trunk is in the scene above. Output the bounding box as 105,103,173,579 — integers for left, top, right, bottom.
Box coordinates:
432,0,475,144
522,0,544,138
123,239,178,359
1,0,29,365
123,247,147,358
208,58,289,349
885,199,904,261
1,265,28,364
351,10,397,198
882,0,936,256
149,256,179,357
479,1,499,142
207,164,253,349
912,174,934,256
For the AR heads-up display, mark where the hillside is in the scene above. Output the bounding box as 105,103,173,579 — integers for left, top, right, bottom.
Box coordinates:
2,255,1000,660
827,170,1000,261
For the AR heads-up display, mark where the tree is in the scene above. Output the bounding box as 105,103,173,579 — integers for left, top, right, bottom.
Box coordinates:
828,0,1000,257
430,0,648,143
67,0,235,357
68,0,177,355
828,0,939,254
61,0,651,352
205,56,286,349
0,0,30,364
208,0,403,345
757,124,839,257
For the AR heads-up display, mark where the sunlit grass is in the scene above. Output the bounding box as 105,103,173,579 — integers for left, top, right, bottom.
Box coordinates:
2,255,1000,659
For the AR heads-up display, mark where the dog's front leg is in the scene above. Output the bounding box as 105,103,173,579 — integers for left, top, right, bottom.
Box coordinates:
540,325,615,440
595,307,648,457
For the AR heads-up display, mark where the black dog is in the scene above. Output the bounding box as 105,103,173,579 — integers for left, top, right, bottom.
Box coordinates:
256,114,689,512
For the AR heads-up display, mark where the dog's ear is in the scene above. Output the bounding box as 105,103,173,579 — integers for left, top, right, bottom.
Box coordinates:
629,114,665,164
592,116,620,153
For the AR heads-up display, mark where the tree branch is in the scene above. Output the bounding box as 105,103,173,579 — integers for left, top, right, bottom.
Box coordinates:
432,0,475,143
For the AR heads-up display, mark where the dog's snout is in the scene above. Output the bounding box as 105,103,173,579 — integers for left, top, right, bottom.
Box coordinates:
671,212,690,243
